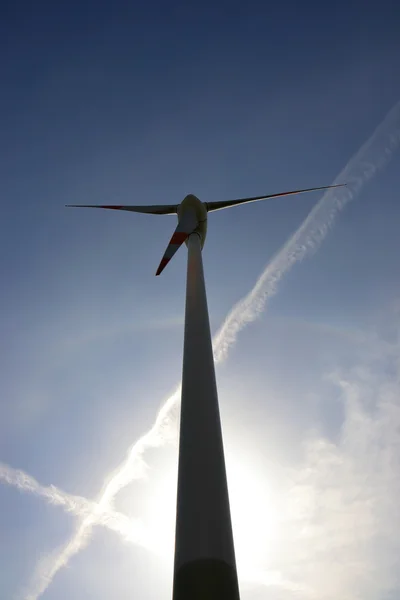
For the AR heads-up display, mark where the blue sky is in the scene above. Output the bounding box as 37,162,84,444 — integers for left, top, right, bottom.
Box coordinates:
1,1,400,599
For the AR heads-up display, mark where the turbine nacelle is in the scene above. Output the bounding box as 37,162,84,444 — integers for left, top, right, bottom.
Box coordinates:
177,194,208,248
66,182,346,276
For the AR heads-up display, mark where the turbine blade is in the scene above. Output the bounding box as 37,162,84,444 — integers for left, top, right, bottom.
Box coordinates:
206,183,346,212
65,204,177,215
156,210,198,276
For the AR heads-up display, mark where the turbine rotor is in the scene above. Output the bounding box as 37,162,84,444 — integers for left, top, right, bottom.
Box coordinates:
66,183,346,275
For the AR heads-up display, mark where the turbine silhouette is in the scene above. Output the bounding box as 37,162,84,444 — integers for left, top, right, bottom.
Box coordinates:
67,182,344,600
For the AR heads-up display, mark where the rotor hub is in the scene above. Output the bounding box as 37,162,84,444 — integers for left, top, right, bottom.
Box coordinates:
178,195,208,247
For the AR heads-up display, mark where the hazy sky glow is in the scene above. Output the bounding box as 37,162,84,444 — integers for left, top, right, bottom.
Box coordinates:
1,2,400,599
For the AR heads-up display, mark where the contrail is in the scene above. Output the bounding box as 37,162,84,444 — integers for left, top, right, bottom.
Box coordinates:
21,100,400,599
213,101,400,362
0,461,98,517
0,462,151,550
1,461,311,597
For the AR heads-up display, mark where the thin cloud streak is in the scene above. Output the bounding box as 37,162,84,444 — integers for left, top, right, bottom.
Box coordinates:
19,100,400,599
0,462,99,517
213,100,400,361
0,462,150,549
0,459,313,597
8,320,399,600
19,388,181,600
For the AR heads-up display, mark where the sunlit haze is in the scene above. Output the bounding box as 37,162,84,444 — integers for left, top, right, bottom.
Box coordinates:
1,2,400,600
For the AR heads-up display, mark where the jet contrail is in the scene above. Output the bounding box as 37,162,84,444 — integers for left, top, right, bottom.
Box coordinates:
213,101,400,362
0,461,307,594
20,99,400,599
1,460,312,598
0,462,151,550
0,461,98,517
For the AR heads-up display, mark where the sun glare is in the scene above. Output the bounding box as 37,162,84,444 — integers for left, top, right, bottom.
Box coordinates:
227,456,280,574
139,464,177,562
134,452,280,576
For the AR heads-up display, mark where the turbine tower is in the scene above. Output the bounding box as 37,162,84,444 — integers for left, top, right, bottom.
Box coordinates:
67,183,344,599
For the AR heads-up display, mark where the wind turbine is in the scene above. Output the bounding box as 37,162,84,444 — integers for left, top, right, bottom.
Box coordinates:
67,183,344,599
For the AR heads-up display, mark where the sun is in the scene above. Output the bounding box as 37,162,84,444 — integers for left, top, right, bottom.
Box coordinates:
135,449,280,576
226,454,281,574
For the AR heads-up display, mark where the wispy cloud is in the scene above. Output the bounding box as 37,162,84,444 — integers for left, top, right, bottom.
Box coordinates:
4,316,400,600
212,100,400,361
0,462,151,550
0,463,98,517
9,100,400,599
277,349,400,599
